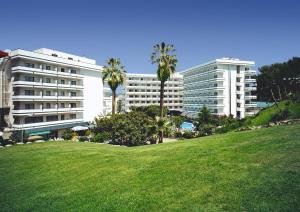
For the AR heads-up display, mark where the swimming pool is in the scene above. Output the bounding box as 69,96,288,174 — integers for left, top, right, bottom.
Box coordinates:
180,122,194,131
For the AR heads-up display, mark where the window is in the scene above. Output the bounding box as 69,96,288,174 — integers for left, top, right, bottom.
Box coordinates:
237,103,241,107
25,90,34,96
61,103,65,108
237,94,241,99
237,86,241,91
52,54,58,57
25,116,43,124
25,103,34,109
45,103,51,108
236,77,241,82
70,114,76,119
25,63,34,68
61,68,65,72
70,103,76,108
45,91,51,96
60,91,65,96
237,65,240,73
71,81,76,85
45,78,51,83
61,115,65,120
68,57,73,60
25,76,34,82
46,115,58,122
214,109,218,113
71,92,76,97
71,69,76,74
60,79,65,84
46,66,51,70
237,111,241,118
245,67,250,71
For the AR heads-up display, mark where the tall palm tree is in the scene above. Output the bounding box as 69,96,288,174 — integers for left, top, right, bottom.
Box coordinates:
102,58,126,115
151,42,177,143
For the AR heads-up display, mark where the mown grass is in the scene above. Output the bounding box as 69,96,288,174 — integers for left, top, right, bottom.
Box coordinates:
251,100,300,126
0,124,300,211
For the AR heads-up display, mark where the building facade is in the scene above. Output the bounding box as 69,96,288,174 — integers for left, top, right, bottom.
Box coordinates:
103,86,112,115
182,58,257,118
0,48,103,136
122,73,183,112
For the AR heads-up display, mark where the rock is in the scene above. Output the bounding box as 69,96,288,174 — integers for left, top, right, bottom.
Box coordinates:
26,142,32,144
5,144,12,147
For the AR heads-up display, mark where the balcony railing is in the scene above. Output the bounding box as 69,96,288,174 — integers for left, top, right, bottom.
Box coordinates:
12,107,84,114
12,118,84,129
12,66,83,79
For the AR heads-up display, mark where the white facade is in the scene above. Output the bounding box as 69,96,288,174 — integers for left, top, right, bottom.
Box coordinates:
0,48,103,134
182,58,257,118
122,73,183,112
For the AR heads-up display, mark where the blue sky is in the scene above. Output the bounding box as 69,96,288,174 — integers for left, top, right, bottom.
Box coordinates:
1,0,299,73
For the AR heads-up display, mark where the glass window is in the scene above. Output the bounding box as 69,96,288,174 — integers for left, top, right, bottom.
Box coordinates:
25,76,34,82
46,66,51,70
25,90,34,96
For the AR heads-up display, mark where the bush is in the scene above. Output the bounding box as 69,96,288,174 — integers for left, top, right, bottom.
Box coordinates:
79,136,89,142
270,108,290,122
92,132,110,143
62,129,73,140
182,130,195,139
198,124,214,136
175,131,182,138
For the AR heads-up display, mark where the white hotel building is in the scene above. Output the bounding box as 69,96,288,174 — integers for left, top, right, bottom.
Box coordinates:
121,73,183,112
0,48,103,137
182,58,257,118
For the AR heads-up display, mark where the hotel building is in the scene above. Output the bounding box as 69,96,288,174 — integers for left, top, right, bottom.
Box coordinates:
0,48,103,137
121,73,183,112
181,58,257,118
103,86,112,116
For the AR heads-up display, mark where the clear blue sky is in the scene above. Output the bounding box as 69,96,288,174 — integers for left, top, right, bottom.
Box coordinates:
1,0,299,73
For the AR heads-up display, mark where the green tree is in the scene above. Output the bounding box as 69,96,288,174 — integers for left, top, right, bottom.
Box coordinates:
102,58,126,115
151,42,177,143
198,106,212,124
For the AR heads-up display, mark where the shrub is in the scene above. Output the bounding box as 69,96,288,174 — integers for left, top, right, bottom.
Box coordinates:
92,132,110,143
182,130,195,139
198,124,214,136
79,136,89,142
62,129,73,140
270,108,290,122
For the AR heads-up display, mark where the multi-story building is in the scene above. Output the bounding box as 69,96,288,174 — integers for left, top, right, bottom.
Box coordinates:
0,48,103,137
182,58,257,118
103,86,112,115
122,73,183,112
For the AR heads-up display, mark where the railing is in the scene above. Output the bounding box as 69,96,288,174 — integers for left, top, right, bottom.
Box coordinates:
11,66,84,78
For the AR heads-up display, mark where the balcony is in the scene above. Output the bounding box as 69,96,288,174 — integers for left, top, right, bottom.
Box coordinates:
245,86,257,91
12,107,84,115
12,80,84,89
244,70,256,75
12,118,85,129
12,66,83,79
12,95,84,101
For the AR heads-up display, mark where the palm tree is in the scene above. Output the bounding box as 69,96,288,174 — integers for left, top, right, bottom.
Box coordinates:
102,58,126,115
151,42,177,143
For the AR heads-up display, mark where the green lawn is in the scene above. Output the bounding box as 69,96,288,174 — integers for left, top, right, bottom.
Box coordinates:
1,124,300,211
251,100,300,126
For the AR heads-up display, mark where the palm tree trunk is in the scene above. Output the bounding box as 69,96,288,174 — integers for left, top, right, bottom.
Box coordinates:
277,85,282,101
112,90,116,115
159,81,165,143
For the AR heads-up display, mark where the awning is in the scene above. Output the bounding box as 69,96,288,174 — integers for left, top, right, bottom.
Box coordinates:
71,126,89,131
29,131,51,136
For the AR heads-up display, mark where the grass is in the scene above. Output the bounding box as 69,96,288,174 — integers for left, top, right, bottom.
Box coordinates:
1,124,300,211
251,100,300,126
